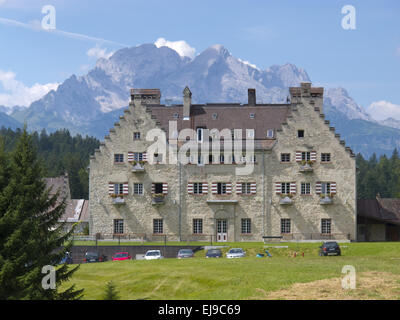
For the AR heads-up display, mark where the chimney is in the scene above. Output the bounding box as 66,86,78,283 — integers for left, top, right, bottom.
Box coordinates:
248,88,256,106
183,86,192,120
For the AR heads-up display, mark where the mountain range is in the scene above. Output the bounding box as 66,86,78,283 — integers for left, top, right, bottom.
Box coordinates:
1,43,399,158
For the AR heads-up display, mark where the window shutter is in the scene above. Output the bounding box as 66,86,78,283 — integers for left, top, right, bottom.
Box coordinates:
251,182,257,194
211,183,218,194
162,183,168,195
331,182,337,194
187,183,194,194
123,182,129,195
290,182,296,194
226,183,232,194
202,182,208,194
108,182,115,195
128,152,134,162
316,182,322,194
295,151,302,162
275,182,281,194
142,152,147,162
236,182,242,194
151,183,155,194
310,151,317,162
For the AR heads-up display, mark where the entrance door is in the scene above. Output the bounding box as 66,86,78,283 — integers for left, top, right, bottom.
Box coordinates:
217,219,228,242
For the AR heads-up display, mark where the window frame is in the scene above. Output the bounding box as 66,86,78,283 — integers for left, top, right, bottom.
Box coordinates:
241,218,251,234
133,183,143,195
113,219,124,234
321,219,332,234
133,132,141,140
281,153,291,162
114,153,124,164
281,218,291,234
193,219,203,234
301,182,311,195
281,182,291,195
153,219,164,234
321,153,331,163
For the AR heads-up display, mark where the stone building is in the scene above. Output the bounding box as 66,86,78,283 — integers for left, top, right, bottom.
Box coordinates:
89,83,357,242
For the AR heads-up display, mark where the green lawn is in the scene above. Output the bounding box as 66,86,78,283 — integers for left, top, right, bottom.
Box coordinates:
60,242,400,300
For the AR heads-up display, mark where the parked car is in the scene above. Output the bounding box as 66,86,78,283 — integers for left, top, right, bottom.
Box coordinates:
145,250,164,260
226,248,246,258
205,249,222,258
112,252,131,261
319,241,341,256
177,249,194,259
83,251,106,263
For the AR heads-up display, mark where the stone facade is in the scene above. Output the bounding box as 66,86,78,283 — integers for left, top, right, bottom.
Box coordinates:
89,83,357,242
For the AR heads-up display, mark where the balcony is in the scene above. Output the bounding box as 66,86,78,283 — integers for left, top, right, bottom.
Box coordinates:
131,162,145,173
279,195,294,205
299,162,313,173
152,194,165,205
320,195,333,205
112,196,125,205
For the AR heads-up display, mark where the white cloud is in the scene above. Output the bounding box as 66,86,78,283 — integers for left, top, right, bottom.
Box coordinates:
154,37,196,59
366,100,400,121
0,70,59,107
238,58,259,70
87,46,114,60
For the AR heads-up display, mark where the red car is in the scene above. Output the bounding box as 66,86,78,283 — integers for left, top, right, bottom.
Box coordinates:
112,252,131,261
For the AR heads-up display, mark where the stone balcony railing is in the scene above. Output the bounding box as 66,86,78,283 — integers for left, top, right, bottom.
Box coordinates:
320,196,334,205
152,194,165,205
279,196,294,205
112,196,125,205
131,163,145,173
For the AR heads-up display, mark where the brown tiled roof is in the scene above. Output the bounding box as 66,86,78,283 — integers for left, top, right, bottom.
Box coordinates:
59,199,88,223
357,198,400,225
44,175,71,200
145,104,291,148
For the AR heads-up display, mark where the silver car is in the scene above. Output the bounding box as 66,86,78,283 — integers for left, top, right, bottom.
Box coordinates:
226,248,246,258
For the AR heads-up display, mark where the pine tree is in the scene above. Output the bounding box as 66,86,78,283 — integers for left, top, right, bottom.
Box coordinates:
103,281,120,300
0,128,83,300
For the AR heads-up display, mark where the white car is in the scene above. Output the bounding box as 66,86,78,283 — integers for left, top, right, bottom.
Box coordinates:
226,248,246,258
144,250,164,260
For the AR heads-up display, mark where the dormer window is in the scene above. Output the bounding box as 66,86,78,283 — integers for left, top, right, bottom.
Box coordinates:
173,113,179,119
267,129,274,138
249,113,255,119
212,113,218,120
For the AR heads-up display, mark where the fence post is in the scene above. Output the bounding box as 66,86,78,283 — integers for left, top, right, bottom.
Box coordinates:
210,235,213,246
118,235,121,246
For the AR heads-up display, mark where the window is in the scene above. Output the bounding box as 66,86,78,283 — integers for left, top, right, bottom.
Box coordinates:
114,219,124,234
133,132,141,140
321,219,331,234
298,130,304,138
241,219,251,234
219,154,225,164
281,182,291,194
217,183,227,195
301,152,311,161
133,183,143,195
281,153,291,162
241,183,252,194
193,219,203,234
249,113,255,119
153,153,162,163
321,182,331,194
281,219,291,234
250,155,256,163
194,183,203,194
197,155,204,165
321,153,331,162
267,129,274,138
114,154,124,163
173,113,179,119
134,152,143,161
197,127,204,142
212,113,218,120
247,129,255,138
153,219,163,234
114,183,124,195
301,182,311,195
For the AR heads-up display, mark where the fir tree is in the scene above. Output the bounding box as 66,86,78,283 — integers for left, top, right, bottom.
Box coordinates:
0,128,83,300
103,281,120,300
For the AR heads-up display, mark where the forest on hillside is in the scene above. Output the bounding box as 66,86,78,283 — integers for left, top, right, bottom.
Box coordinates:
0,127,399,200
0,127,99,199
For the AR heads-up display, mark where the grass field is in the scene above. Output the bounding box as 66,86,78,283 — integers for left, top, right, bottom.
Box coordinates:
60,242,400,300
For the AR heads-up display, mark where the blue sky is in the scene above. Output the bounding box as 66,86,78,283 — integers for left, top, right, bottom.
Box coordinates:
0,0,399,118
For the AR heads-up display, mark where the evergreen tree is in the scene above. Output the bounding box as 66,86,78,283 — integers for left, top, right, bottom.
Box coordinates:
103,281,120,300
0,128,83,300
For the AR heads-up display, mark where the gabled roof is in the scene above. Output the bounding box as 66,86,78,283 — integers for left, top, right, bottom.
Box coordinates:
357,197,400,225
145,103,291,145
